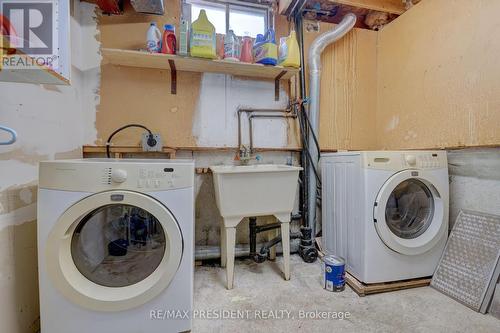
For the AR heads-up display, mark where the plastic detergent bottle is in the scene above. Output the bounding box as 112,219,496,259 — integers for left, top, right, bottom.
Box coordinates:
146,22,161,53
223,30,241,61
161,24,177,54
190,9,216,59
240,34,253,63
253,28,278,66
279,30,300,68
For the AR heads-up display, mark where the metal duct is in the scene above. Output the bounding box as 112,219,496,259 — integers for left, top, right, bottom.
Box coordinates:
306,14,357,238
130,0,165,15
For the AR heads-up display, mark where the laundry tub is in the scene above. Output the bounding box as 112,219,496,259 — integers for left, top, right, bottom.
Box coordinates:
210,164,302,289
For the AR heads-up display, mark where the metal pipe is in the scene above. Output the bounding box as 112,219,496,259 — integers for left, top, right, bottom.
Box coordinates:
306,14,357,238
249,217,258,258
237,108,290,153
248,114,296,153
295,14,310,233
255,222,281,233
194,241,301,261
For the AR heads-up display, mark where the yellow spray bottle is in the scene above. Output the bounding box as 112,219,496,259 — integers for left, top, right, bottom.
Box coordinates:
278,30,300,68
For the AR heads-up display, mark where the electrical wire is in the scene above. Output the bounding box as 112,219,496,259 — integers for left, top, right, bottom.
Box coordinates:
106,124,154,158
297,104,322,186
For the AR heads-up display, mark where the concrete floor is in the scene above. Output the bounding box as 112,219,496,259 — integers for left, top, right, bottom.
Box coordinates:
194,255,499,333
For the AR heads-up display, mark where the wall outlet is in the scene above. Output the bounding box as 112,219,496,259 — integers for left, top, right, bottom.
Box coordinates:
141,133,163,152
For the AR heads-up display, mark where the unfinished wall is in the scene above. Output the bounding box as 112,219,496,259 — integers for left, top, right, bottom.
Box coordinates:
448,148,500,229
303,21,378,151
377,0,500,149
0,2,100,332
96,2,298,149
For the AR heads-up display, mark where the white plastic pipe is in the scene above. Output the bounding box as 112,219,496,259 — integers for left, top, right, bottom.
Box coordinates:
307,14,357,238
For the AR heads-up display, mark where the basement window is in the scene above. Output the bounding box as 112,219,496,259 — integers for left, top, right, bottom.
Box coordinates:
186,0,269,37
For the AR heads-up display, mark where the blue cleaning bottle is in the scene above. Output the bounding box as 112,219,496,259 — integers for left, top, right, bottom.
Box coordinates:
253,29,278,66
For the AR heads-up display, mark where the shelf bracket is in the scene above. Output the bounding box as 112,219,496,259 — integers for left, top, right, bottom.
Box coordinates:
274,71,286,101
168,59,177,94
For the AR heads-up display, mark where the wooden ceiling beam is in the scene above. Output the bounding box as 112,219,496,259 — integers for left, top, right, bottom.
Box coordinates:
326,0,406,15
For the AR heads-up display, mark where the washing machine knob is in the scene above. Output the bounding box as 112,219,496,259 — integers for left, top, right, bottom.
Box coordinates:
111,169,127,183
405,154,417,166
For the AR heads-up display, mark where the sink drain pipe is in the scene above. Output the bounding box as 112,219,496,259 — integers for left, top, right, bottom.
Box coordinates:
306,14,357,239
249,217,303,263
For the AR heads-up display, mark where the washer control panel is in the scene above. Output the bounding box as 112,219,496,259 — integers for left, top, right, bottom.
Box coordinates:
39,159,195,192
363,151,447,171
137,167,176,189
416,153,442,169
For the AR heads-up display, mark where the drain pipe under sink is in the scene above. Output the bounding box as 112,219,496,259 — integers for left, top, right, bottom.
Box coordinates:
307,14,357,239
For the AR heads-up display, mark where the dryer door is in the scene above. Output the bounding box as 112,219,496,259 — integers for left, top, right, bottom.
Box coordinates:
46,190,183,311
373,170,447,255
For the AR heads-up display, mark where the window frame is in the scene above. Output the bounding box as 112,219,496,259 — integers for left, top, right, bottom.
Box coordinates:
185,0,271,37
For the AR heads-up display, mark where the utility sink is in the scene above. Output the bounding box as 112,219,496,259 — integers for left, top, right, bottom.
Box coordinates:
210,164,302,289
210,164,302,226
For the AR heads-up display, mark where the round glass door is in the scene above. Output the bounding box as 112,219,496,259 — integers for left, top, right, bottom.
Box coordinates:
385,179,434,239
46,190,183,311
71,204,166,288
373,170,447,256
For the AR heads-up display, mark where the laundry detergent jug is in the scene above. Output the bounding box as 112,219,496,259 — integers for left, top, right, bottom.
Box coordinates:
146,22,161,53
240,35,253,63
161,24,176,54
279,30,300,68
253,29,278,66
190,9,216,59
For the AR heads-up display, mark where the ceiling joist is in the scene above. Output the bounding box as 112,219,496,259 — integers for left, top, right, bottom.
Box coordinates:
325,0,405,15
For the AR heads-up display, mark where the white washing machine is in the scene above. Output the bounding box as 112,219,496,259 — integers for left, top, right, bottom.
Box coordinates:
321,151,449,283
37,159,194,333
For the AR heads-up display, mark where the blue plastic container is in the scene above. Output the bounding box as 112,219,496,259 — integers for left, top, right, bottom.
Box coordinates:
253,29,278,66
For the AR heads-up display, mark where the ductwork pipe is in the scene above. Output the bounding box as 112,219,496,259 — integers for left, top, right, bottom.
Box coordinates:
307,14,357,238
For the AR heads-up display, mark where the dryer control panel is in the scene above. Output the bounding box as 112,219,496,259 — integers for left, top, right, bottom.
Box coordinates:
362,151,447,171
39,159,194,192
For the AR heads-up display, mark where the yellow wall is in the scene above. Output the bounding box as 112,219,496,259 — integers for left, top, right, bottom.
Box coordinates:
303,22,378,151
376,0,500,149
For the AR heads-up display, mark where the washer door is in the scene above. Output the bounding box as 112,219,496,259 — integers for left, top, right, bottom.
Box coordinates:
46,190,183,311
373,170,446,255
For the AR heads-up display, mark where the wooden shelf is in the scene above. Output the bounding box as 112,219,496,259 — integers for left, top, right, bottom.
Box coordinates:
83,145,301,154
102,48,299,80
101,48,299,100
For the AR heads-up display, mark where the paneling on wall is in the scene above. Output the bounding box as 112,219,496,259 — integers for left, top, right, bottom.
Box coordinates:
377,0,500,149
303,22,378,151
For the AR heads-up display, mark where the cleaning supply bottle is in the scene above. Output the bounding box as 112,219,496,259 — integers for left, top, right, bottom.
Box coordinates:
253,28,278,66
279,30,300,68
161,24,177,54
190,9,216,59
146,22,161,53
240,33,253,63
223,30,241,61
178,16,189,56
